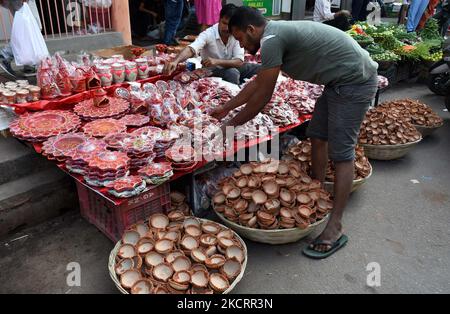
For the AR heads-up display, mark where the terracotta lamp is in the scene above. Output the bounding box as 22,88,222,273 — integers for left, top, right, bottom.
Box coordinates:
92,88,109,108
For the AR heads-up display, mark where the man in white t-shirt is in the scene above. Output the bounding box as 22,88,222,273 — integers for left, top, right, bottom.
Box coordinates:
314,0,350,23
163,4,260,85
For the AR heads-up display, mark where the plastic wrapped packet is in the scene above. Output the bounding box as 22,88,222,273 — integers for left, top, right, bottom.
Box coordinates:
156,80,169,94
70,67,87,93
54,53,73,97
192,163,240,217
143,82,158,94
77,51,90,66
37,58,61,100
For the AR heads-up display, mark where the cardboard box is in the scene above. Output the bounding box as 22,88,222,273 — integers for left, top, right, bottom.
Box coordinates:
91,45,153,60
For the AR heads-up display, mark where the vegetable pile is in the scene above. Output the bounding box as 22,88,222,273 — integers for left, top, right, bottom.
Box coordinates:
347,21,444,63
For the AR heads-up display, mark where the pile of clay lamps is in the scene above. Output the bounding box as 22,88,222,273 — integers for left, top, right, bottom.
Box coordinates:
359,106,422,145
212,159,333,230
380,99,443,137
113,213,246,294
286,139,372,181
170,191,192,216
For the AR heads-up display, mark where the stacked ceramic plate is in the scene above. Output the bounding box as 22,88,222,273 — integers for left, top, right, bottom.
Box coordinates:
165,145,199,172
82,118,127,138
106,175,147,198
9,110,81,142
42,132,88,162
138,162,174,185
74,97,130,121
104,133,156,170
169,191,191,216
120,114,150,127
83,151,130,187
65,138,108,175
133,127,179,158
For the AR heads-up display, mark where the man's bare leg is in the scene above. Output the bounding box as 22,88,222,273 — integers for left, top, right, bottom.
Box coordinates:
312,160,354,252
310,138,328,183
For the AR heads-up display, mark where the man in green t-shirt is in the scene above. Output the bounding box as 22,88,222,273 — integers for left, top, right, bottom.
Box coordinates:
211,7,378,259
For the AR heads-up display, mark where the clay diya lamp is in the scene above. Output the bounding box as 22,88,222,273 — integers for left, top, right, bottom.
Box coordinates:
120,269,141,289
190,269,209,288
209,273,230,293
220,258,242,280
131,279,153,294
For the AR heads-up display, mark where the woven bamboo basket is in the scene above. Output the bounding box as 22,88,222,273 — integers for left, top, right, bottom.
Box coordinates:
213,209,329,245
108,218,248,294
360,137,422,160
413,123,443,137
323,163,373,194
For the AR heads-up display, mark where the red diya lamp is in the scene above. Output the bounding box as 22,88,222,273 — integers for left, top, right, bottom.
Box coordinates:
92,88,109,108
120,114,150,127
86,68,101,90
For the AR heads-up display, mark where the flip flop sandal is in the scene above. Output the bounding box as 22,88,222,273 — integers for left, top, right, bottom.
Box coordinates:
302,234,348,259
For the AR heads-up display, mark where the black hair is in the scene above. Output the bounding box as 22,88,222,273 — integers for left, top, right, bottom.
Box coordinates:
220,4,237,19
228,6,267,32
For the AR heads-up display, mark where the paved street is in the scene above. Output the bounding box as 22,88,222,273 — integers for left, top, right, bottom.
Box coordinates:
0,82,449,294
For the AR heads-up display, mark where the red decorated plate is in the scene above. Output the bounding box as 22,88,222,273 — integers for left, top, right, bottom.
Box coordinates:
66,138,108,161
74,97,130,120
132,126,163,140
171,162,199,172
86,151,130,172
122,136,155,155
85,169,129,180
165,145,196,162
138,162,173,177
105,176,145,193
104,133,135,150
82,118,127,138
120,114,150,127
158,129,180,142
42,132,88,161
9,110,81,141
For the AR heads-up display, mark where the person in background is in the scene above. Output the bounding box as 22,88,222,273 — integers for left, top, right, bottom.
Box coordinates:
417,0,440,30
131,0,164,40
352,0,371,21
194,0,222,31
314,0,351,23
434,0,450,36
406,0,430,32
164,0,184,45
314,0,352,31
163,4,260,85
398,0,410,25
211,7,378,259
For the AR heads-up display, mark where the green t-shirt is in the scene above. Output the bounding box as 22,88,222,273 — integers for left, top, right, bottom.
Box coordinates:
260,20,378,86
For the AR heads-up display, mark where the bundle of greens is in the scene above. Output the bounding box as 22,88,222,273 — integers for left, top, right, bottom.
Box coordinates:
420,18,443,42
